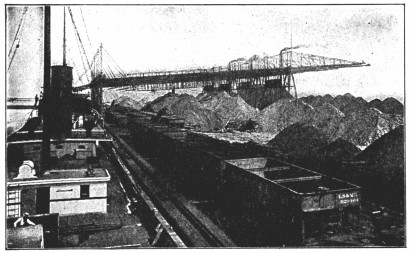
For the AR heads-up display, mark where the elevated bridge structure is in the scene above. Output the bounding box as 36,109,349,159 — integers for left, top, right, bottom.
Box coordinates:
73,49,369,95
71,46,369,113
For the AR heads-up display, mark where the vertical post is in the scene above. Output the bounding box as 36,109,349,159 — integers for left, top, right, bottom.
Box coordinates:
300,216,305,243
63,7,66,66
100,43,103,75
40,5,51,173
357,205,361,231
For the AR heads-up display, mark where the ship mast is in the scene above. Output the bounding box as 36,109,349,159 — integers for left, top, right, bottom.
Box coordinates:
40,5,51,173
63,7,66,66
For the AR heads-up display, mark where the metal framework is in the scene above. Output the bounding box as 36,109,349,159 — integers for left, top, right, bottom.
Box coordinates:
73,49,369,101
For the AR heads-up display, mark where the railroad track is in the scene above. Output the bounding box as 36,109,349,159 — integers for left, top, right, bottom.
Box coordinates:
104,124,236,247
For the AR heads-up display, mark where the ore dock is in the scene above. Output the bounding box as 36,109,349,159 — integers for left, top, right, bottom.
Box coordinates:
6,5,404,248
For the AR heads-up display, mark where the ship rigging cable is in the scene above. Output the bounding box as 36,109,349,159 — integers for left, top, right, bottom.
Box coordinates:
75,49,99,85
103,48,126,77
68,7,91,83
8,7,28,71
79,7,93,52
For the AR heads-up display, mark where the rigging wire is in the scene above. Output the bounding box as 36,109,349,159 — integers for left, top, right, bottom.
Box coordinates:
102,66,112,78
75,49,99,85
68,7,91,81
106,64,116,78
8,7,28,71
70,55,83,86
103,54,121,77
79,7,93,53
103,48,126,76
72,23,90,83
8,7,28,57
75,55,96,85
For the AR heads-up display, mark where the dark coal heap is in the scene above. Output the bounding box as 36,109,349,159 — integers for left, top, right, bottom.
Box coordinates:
295,94,403,148
318,138,361,161
267,122,329,157
266,94,404,210
368,97,404,115
111,95,143,110
236,87,293,110
350,125,404,210
197,91,257,124
141,92,181,113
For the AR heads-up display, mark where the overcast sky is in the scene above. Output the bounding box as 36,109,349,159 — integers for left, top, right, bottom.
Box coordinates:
7,5,404,102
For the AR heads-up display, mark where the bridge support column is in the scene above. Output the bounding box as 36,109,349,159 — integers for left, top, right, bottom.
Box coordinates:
91,86,103,114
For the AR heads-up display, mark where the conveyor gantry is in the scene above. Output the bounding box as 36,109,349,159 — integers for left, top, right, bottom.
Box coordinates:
73,50,369,94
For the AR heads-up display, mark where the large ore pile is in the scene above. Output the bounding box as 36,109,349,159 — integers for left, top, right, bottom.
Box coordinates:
350,125,404,210
255,99,314,135
111,95,143,110
330,93,369,114
139,91,259,131
304,107,403,148
368,97,404,115
141,92,181,113
268,93,404,149
103,87,203,107
198,91,257,124
236,87,293,110
168,94,225,131
142,93,225,131
265,93,403,210
299,94,334,107
315,138,361,176
318,138,361,161
267,122,329,157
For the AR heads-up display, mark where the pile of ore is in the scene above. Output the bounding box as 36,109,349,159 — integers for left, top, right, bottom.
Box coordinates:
268,93,404,149
198,91,257,124
255,99,315,135
104,87,203,107
111,96,143,110
236,87,293,110
305,107,403,148
317,138,361,161
330,93,369,114
314,138,361,176
168,94,225,131
142,92,224,131
265,93,404,210
299,94,334,107
369,97,404,115
141,92,181,113
139,91,258,131
350,126,404,210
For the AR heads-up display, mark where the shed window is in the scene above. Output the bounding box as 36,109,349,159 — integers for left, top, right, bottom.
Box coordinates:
78,145,86,149
80,185,90,199
34,146,41,151
7,190,21,218
56,145,63,149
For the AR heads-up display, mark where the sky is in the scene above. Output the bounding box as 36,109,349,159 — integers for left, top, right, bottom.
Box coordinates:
6,5,405,102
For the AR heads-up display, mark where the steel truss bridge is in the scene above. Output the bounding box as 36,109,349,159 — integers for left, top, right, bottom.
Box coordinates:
73,48,369,110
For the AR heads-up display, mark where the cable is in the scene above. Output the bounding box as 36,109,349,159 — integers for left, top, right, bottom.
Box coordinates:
103,49,124,77
79,7,93,52
72,25,90,83
8,7,28,71
103,48,126,76
68,7,91,76
8,7,28,57
75,50,98,84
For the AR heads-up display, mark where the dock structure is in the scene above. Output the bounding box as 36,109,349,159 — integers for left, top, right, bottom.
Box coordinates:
72,47,369,113
74,50,369,93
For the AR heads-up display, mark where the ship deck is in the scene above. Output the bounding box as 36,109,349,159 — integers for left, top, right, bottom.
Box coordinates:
57,148,151,247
